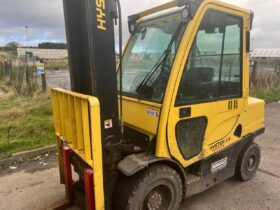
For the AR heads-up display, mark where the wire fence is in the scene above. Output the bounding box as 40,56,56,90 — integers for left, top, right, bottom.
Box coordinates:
0,58,40,96
250,61,280,90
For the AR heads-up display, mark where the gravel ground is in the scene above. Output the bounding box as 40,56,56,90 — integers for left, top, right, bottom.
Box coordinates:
0,103,279,210
37,70,70,90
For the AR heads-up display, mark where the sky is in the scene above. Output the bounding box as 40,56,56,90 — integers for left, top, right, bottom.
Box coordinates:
0,0,279,49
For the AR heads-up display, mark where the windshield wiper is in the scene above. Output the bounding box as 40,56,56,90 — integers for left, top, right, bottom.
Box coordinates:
136,22,184,96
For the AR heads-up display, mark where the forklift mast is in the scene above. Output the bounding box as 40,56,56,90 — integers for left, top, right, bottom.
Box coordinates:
63,0,120,142
62,1,121,208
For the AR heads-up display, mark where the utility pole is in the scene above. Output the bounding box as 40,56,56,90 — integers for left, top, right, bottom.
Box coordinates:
24,25,30,94
25,25,29,47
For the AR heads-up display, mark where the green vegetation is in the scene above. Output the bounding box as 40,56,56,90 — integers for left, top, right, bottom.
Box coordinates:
38,42,67,49
0,91,55,159
45,58,69,70
0,49,17,59
0,51,11,60
250,88,280,103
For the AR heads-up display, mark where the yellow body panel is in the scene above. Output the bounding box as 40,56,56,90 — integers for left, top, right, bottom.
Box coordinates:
243,97,265,135
121,96,161,137
51,88,105,210
155,1,251,161
154,1,262,167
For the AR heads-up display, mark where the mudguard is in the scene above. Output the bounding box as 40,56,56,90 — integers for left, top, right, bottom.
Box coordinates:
118,152,187,184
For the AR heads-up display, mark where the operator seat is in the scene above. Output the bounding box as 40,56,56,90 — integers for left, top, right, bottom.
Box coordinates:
184,67,215,99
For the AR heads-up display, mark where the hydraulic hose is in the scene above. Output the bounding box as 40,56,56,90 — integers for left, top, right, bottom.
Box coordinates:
116,0,124,138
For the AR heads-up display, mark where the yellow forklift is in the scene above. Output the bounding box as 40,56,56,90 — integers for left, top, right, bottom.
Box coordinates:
51,0,265,209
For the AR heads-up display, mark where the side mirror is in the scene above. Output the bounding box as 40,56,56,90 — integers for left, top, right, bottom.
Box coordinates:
246,31,250,53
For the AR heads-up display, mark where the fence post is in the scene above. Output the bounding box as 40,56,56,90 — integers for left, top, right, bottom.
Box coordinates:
0,61,3,78
251,60,258,87
42,73,47,91
20,56,28,95
26,60,30,87
4,60,7,76
10,60,13,83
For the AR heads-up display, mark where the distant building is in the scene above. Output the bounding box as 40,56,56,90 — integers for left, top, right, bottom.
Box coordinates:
251,48,280,74
17,48,68,60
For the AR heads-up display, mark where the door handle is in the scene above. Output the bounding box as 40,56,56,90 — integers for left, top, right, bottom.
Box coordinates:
179,107,191,118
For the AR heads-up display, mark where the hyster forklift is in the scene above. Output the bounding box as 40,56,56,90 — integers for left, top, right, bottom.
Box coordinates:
51,0,265,209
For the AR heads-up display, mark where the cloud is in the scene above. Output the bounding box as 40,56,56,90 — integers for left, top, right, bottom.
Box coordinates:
222,0,280,48
0,0,279,48
0,0,65,46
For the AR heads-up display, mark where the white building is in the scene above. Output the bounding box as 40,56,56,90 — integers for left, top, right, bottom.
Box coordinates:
251,48,280,74
17,48,68,59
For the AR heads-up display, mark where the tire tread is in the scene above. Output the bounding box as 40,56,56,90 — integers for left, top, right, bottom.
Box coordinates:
114,164,182,210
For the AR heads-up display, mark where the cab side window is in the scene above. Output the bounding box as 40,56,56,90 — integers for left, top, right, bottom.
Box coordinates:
176,10,242,105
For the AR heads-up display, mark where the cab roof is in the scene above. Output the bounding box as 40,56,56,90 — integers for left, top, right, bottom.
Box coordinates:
130,0,251,24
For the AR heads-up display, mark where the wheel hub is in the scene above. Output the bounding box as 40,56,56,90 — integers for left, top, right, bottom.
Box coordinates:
146,192,162,210
247,155,256,171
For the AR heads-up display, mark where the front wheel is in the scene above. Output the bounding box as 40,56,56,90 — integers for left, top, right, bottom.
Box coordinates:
114,164,183,210
235,142,261,181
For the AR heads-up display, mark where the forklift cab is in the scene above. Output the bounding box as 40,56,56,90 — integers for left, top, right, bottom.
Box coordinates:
119,0,263,167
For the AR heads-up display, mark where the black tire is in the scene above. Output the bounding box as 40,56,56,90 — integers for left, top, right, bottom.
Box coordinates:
114,164,183,210
235,142,261,181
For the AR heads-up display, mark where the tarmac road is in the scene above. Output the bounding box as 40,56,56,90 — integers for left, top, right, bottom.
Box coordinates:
36,70,70,90
0,103,279,210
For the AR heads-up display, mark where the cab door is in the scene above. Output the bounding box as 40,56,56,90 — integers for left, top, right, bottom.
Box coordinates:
167,6,247,167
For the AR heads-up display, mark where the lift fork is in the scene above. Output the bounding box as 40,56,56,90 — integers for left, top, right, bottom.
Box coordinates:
52,146,95,210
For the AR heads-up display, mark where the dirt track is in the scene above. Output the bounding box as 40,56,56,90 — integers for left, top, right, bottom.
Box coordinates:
0,103,279,210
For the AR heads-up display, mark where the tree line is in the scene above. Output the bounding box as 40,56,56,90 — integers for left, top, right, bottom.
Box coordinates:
0,41,67,50
38,42,67,49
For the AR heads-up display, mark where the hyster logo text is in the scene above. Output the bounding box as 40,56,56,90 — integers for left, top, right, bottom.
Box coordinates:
96,0,106,30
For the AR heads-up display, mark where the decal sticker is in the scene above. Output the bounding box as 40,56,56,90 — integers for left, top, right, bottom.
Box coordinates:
211,157,228,173
104,119,113,129
96,0,107,31
209,137,231,152
228,99,238,110
146,108,159,118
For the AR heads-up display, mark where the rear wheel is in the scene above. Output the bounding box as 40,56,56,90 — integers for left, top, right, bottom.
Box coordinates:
114,164,183,210
235,142,261,181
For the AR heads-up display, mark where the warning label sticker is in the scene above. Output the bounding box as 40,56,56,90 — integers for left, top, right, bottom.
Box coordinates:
104,119,113,129
146,108,159,118
211,157,228,173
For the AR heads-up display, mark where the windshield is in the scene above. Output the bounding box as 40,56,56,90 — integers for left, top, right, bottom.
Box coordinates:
119,13,187,102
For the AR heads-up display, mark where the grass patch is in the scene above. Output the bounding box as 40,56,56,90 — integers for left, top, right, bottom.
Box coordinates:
0,50,16,60
45,58,69,70
250,88,280,103
0,92,55,159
